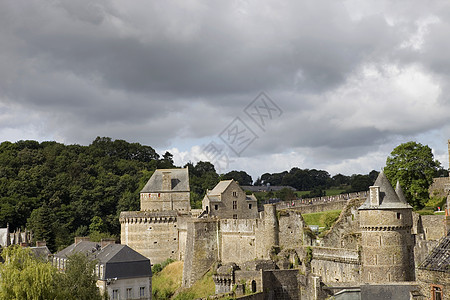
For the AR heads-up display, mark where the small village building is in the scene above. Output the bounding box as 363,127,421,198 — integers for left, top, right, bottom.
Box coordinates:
54,238,152,300
202,179,258,219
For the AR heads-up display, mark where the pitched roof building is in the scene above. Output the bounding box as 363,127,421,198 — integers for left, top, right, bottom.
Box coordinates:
140,168,190,212
202,179,259,219
54,238,152,300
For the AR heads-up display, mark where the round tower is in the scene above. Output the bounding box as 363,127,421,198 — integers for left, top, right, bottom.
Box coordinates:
358,171,415,283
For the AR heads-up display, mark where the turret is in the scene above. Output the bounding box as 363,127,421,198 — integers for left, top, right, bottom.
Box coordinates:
358,171,415,283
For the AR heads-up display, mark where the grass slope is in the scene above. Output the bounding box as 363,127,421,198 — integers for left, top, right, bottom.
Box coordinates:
152,261,183,299
302,210,342,227
152,261,215,300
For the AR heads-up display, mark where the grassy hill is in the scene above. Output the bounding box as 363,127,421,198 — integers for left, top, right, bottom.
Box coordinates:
152,261,215,300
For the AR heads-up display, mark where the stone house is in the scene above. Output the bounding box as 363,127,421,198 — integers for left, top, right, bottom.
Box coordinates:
54,238,152,300
417,230,450,300
202,179,258,219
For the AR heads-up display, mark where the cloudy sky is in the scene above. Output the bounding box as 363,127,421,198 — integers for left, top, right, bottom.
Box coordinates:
1,0,450,180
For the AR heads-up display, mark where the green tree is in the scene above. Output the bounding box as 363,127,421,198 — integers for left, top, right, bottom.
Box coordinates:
384,141,441,209
59,253,102,300
0,245,62,300
222,170,252,185
27,203,57,252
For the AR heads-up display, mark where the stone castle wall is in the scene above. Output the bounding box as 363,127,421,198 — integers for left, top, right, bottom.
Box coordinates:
420,214,445,241
416,269,450,300
359,208,415,283
219,219,261,264
140,191,190,212
428,177,450,198
278,210,307,250
182,219,219,287
321,198,364,249
310,247,360,284
120,211,180,264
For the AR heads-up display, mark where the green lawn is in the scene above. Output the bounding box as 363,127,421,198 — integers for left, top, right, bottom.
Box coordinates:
302,210,342,227
325,189,346,196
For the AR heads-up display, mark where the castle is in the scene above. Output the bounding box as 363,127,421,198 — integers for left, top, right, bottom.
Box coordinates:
120,167,449,299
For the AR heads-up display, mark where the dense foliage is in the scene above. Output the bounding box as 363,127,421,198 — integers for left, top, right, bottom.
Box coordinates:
0,137,166,251
254,168,378,193
0,136,385,252
384,141,443,209
0,246,102,300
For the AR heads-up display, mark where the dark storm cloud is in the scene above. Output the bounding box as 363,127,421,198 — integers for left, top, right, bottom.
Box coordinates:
1,0,450,174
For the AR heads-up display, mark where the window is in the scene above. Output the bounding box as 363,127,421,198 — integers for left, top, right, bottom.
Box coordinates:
396,212,402,219
232,191,237,197
140,287,145,298
126,288,132,299
248,204,252,209
214,204,218,210
112,289,119,300
232,201,237,209
432,285,443,300
233,214,238,219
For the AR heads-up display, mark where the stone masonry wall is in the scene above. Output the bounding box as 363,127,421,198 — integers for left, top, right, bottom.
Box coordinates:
429,177,450,198
182,219,219,288
140,191,190,212
220,219,260,264
359,208,415,283
120,211,179,264
420,214,445,241
321,198,364,249
416,269,450,300
310,247,360,284
278,210,306,250
261,269,300,300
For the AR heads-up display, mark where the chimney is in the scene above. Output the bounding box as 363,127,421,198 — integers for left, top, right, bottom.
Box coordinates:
101,238,116,248
74,237,90,245
162,171,172,191
35,241,47,247
369,186,381,206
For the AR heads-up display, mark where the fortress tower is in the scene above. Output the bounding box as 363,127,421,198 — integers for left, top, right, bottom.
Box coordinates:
120,168,191,264
358,171,415,283
140,168,190,212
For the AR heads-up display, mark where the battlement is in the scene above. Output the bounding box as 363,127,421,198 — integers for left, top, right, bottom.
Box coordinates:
119,210,178,224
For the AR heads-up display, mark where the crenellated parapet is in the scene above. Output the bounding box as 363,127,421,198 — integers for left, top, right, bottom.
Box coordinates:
119,211,178,224
360,225,412,231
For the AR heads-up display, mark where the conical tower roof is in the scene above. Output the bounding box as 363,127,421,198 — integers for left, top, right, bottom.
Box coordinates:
359,171,412,210
395,181,408,204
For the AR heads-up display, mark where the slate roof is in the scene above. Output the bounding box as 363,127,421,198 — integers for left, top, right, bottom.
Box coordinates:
208,180,233,195
419,231,450,273
93,244,152,279
359,171,412,210
55,241,152,279
140,168,189,193
54,241,101,258
30,246,52,260
93,244,148,264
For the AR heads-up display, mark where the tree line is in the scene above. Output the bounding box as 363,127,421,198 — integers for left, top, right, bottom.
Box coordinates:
0,138,444,251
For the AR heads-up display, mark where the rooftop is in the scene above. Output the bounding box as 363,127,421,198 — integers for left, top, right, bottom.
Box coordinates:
140,168,189,193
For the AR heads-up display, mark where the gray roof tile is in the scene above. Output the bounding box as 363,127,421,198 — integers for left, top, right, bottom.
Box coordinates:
359,171,412,210
140,168,189,193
